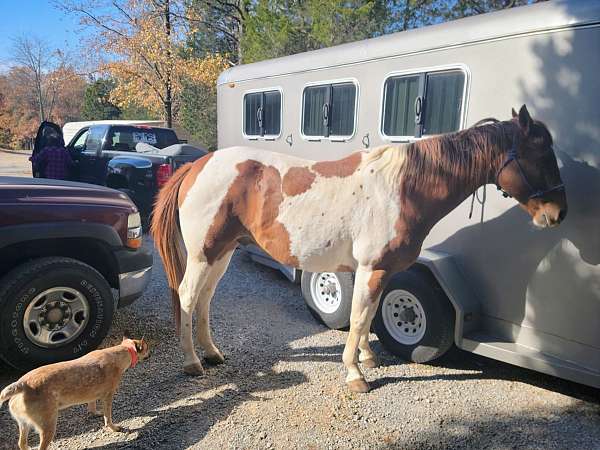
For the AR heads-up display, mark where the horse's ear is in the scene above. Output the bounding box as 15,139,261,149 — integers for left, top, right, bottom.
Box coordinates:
518,104,532,136
511,108,518,118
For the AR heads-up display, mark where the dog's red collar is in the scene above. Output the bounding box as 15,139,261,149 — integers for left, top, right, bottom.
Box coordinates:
122,340,138,368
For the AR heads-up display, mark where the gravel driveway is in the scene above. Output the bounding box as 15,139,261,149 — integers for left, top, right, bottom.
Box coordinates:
1,239,599,449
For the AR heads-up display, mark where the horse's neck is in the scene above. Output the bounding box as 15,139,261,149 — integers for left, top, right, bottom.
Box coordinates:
402,132,507,232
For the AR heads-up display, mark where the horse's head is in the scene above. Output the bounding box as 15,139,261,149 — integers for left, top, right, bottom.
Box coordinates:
496,105,567,228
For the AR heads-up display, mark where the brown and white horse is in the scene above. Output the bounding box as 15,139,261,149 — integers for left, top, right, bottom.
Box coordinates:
152,105,567,393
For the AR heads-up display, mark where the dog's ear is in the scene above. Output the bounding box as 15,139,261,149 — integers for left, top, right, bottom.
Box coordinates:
122,330,132,341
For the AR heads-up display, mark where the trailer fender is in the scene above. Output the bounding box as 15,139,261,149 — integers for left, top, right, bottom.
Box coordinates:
415,249,481,347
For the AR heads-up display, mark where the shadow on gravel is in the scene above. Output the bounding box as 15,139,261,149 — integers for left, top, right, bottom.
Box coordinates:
374,400,600,450
282,340,599,403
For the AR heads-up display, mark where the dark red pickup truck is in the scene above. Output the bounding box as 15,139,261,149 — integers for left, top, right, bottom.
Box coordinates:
0,176,153,370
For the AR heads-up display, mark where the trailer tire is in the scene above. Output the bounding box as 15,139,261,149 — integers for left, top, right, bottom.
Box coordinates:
373,270,454,363
301,271,353,330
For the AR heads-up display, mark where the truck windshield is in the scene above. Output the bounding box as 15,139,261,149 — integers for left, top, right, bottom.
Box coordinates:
105,126,178,151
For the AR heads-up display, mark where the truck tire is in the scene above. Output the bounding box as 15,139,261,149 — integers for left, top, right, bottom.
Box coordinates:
373,270,455,363
301,271,353,330
0,257,115,370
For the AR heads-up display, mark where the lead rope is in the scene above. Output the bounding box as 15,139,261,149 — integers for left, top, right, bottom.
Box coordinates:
468,185,487,222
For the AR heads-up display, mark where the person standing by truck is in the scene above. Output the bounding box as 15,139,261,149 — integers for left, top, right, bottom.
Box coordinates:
29,131,73,180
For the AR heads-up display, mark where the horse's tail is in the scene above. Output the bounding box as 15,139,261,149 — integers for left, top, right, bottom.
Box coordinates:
0,381,25,407
151,163,193,334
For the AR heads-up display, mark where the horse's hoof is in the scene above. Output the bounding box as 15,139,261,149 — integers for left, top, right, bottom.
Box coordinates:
361,357,379,369
347,379,370,393
183,362,205,376
204,353,225,366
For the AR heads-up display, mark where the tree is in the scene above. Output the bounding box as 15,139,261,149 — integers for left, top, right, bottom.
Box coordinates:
81,78,122,120
60,0,229,127
238,0,390,63
187,0,248,63
11,36,62,122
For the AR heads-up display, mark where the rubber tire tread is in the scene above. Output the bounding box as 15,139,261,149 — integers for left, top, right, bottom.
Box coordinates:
301,271,354,330
373,270,455,363
0,257,114,370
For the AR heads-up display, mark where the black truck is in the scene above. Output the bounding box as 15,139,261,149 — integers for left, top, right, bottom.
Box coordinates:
33,122,207,215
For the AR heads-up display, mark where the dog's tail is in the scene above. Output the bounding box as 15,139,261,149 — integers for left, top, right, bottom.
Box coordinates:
151,163,193,335
0,381,25,407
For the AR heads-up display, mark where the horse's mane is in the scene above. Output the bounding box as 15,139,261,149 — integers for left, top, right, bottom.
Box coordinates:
400,119,519,193
361,143,410,185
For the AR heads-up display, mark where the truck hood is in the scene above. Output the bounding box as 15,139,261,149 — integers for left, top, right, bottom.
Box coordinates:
0,176,137,210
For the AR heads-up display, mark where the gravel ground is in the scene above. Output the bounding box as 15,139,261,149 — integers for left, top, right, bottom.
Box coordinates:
0,238,599,450
0,150,32,177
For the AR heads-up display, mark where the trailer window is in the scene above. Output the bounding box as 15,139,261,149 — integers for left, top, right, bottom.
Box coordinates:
302,81,356,139
244,90,281,138
423,71,465,135
382,75,421,137
382,69,465,139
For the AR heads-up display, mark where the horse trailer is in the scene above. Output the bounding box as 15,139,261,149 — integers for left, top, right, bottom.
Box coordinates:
216,0,600,389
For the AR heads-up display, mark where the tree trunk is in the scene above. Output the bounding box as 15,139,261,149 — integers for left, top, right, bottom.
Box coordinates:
165,0,173,128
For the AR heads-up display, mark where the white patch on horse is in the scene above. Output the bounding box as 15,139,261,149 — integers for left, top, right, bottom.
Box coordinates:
279,145,407,271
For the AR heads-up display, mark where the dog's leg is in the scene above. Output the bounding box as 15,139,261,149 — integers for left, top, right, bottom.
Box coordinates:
17,421,30,450
37,414,57,450
195,250,234,365
88,400,102,416
102,393,122,432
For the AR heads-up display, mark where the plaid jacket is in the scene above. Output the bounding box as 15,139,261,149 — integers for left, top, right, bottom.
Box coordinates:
30,146,73,180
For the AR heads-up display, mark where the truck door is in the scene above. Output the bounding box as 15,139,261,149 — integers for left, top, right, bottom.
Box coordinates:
77,126,109,185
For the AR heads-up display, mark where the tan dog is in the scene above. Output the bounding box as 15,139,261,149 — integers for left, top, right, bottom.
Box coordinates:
0,334,149,450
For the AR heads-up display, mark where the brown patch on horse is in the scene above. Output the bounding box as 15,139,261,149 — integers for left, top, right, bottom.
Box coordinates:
312,152,362,178
178,152,215,207
203,160,298,267
282,166,316,196
337,265,354,272
367,270,389,299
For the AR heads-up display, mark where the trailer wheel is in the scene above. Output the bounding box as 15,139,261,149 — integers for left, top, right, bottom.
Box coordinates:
301,271,353,330
373,270,454,363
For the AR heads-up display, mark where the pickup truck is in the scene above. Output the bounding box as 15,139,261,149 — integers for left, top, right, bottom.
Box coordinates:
0,176,153,370
32,122,207,215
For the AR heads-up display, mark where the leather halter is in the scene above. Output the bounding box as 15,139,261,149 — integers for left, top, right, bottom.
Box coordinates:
495,135,565,200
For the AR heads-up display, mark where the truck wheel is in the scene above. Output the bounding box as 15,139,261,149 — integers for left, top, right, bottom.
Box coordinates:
373,270,454,363
0,257,115,370
301,271,353,330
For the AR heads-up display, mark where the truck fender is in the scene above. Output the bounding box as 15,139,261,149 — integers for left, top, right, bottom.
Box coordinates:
0,222,123,249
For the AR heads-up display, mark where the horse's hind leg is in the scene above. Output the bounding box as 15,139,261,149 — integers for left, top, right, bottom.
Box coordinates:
179,257,212,375
195,249,235,365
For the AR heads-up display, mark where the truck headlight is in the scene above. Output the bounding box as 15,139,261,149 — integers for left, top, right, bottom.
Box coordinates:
127,212,143,249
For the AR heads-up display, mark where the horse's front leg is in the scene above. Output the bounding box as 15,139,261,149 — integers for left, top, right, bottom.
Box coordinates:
342,267,386,393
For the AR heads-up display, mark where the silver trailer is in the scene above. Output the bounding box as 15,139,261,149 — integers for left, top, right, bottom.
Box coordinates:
217,0,600,389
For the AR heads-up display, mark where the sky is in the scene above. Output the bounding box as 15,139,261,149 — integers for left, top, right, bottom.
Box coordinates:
0,0,89,71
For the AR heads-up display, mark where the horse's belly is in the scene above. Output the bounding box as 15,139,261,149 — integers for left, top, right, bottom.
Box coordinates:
296,240,357,273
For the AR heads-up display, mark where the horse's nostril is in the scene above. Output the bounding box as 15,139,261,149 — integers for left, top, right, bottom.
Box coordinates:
558,209,567,222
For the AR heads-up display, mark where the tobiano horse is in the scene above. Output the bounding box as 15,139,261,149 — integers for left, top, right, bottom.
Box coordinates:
152,105,567,393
